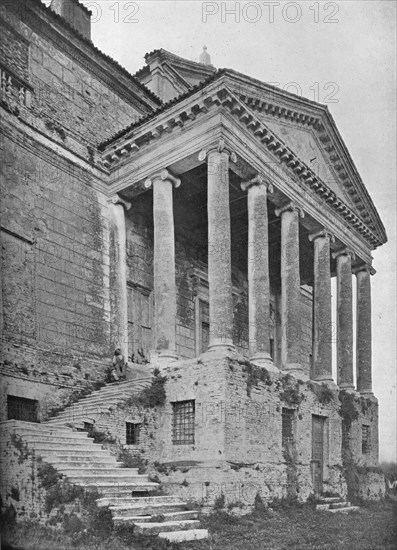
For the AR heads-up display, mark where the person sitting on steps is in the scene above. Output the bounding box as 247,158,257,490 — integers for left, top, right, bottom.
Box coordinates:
112,347,127,381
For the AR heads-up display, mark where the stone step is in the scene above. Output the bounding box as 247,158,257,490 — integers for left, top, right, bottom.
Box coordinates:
1,422,86,436
34,449,112,457
20,435,95,445
61,468,140,477
8,428,90,440
79,486,159,500
316,504,330,511
96,495,183,507
109,503,188,517
48,460,121,469
26,443,105,453
65,474,150,484
329,506,359,513
318,496,341,504
113,511,197,525
330,501,350,509
158,529,209,543
131,519,200,535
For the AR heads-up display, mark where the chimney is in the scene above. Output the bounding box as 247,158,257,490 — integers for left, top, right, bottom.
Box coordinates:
50,0,92,40
199,46,212,66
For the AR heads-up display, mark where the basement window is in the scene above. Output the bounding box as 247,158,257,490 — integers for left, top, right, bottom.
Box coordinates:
362,425,371,454
172,400,195,445
126,422,141,445
282,408,295,447
7,395,38,422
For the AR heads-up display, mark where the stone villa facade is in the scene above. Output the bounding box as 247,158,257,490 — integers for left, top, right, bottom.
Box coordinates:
0,0,387,531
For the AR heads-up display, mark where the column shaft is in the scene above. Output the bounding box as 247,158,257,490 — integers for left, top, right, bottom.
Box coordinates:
279,206,303,372
356,268,372,395
311,232,333,382
109,200,129,360
153,177,177,358
207,149,234,349
246,180,271,361
336,252,354,389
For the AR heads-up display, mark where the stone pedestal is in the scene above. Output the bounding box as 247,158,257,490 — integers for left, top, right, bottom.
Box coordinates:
309,230,334,382
334,249,355,390
150,169,180,362
276,202,304,375
241,175,276,370
199,140,235,353
355,265,374,396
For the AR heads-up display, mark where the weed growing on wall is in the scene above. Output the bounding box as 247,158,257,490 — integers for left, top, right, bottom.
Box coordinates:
308,381,335,404
242,362,272,397
280,375,304,407
137,368,167,408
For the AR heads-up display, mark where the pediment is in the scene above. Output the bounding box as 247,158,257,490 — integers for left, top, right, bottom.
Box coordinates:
259,117,359,213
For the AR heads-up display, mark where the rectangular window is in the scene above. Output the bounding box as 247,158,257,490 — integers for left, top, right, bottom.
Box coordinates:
7,395,38,422
126,422,141,445
172,400,195,445
362,425,371,454
282,408,295,447
342,420,350,449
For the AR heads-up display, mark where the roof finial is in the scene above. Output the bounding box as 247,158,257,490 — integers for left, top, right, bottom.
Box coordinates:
199,45,211,66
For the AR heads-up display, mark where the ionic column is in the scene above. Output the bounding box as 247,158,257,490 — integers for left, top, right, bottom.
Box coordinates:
275,202,305,375
145,169,180,361
241,175,276,369
333,248,355,390
309,230,334,382
199,139,235,352
109,194,131,360
354,264,375,396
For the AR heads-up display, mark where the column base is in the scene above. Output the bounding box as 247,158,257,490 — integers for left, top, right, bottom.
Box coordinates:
359,389,374,398
282,363,308,381
151,349,178,370
206,339,236,355
339,382,356,392
250,353,279,373
312,375,336,386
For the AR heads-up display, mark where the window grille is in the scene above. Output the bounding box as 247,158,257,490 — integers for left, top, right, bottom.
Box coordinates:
172,400,195,445
7,395,38,422
126,422,141,445
362,425,371,454
282,408,295,447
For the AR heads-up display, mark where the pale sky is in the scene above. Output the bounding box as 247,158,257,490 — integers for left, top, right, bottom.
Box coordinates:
80,0,396,461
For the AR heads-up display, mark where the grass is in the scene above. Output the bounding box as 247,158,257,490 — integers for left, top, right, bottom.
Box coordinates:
1,501,396,550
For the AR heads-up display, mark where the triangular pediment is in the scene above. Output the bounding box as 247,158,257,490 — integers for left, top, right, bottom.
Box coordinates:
259,116,358,212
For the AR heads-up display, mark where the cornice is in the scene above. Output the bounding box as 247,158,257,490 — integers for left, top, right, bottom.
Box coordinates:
100,83,382,249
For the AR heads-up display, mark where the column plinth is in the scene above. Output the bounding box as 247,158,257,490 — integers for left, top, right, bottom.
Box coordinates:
200,140,235,354
241,175,277,371
355,265,374,396
309,230,334,383
149,169,180,364
276,202,305,376
334,248,355,391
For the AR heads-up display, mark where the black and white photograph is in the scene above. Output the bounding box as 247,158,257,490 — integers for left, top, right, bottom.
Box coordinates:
0,0,396,548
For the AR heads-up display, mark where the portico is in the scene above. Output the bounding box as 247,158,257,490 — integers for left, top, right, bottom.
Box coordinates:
100,76,381,391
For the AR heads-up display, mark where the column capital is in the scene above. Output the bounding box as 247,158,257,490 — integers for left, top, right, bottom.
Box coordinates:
240,174,273,193
352,263,376,276
332,247,355,261
275,201,305,218
145,169,181,189
198,138,237,163
308,229,335,243
109,194,131,210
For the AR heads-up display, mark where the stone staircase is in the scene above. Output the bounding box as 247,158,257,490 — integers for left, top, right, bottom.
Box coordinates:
1,377,208,543
45,378,151,430
316,494,360,513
